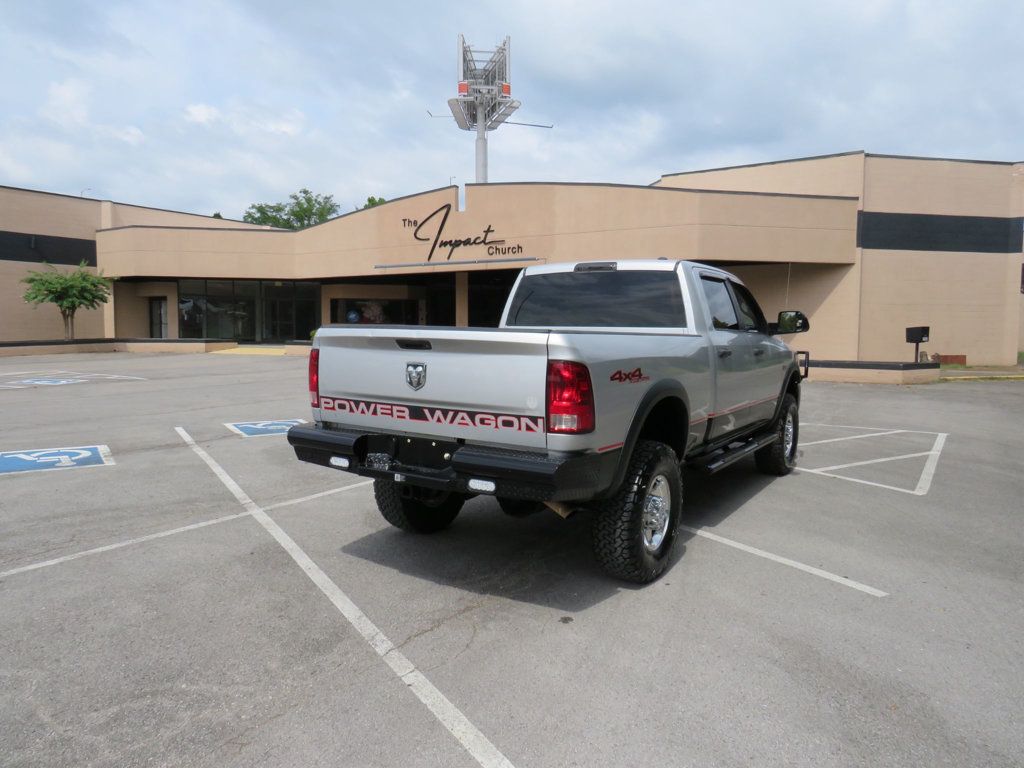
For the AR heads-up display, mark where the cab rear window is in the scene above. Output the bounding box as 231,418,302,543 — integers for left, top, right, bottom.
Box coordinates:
506,270,687,328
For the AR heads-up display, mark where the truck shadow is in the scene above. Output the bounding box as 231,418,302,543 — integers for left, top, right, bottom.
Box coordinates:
340,458,777,612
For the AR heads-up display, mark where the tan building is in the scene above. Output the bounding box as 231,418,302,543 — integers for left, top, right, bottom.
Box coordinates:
2,151,1022,367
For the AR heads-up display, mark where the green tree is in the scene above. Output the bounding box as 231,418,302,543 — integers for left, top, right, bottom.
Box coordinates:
211,211,223,219
22,261,113,340
242,188,339,229
362,196,387,209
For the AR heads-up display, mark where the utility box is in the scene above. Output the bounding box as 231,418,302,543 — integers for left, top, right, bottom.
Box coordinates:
906,326,930,343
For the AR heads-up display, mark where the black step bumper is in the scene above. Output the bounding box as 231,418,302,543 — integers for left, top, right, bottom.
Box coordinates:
286,424,619,502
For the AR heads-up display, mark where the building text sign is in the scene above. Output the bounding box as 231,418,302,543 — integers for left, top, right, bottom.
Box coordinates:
402,203,524,261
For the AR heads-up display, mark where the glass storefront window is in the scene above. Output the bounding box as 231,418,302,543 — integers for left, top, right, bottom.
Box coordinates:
263,281,294,299
178,279,319,341
207,280,233,297
330,298,418,325
178,295,206,338
234,280,259,297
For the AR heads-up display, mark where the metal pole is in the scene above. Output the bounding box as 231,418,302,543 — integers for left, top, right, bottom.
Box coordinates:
475,101,487,183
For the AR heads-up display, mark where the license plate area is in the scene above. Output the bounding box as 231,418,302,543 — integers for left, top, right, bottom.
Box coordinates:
395,437,458,470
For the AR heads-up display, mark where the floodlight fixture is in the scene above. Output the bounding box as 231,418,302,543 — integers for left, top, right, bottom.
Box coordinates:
447,34,521,183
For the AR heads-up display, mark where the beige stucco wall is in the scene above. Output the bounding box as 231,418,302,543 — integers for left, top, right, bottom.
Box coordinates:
729,262,862,361
863,156,1019,217
98,183,858,283
654,153,866,200
857,251,1020,365
99,227,298,279
113,282,148,338
0,259,106,341
808,367,939,384
107,203,267,230
112,281,178,338
0,186,265,240
1019,293,1024,355
0,187,101,240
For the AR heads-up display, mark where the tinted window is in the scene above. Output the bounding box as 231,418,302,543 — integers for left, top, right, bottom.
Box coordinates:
700,278,739,330
729,281,767,332
506,270,686,328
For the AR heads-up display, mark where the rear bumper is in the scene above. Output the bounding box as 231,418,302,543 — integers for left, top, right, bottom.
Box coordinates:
286,424,619,502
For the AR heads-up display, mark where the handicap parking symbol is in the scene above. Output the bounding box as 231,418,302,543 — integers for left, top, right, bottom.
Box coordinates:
225,419,306,437
0,445,114,475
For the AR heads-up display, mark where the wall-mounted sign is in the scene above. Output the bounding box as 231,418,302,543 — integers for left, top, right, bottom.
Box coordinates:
402,203,524,261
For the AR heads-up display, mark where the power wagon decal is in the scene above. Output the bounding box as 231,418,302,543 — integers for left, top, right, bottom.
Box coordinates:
320,396,544,433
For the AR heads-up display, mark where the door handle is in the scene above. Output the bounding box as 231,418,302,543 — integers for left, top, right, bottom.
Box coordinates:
718,349,732,359
753,349,766,357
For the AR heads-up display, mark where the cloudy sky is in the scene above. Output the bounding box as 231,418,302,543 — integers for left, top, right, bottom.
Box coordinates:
2,1,1022,218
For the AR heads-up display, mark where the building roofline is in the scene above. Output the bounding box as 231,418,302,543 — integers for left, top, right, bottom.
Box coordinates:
658,151,865,179
96,186,460,234
467,180,857,202
863,152,1020,166
0,182,257,225
96,185,459,234
97,225,288,233
292,185,457,232
658,149,1021,181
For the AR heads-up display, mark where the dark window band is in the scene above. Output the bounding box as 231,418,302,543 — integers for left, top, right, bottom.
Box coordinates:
857,211,1023,253
0,230,97,266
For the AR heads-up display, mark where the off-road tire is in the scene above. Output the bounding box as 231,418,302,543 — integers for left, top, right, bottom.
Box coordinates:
591,440,682,583
496,497,545,517
374,479,464,533
755,393,798,476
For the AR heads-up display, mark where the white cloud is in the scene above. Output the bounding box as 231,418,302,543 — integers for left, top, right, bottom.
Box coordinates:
1,0,1022,216
184,103,220,125
40,78,90,129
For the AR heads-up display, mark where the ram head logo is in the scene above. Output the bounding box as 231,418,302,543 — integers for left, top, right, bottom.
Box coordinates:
405,362,427,391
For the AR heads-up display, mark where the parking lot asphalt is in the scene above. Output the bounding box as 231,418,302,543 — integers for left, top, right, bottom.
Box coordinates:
1,351,1021,767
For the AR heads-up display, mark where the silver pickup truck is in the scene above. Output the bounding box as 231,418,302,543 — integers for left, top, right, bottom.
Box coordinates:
288,260,809,582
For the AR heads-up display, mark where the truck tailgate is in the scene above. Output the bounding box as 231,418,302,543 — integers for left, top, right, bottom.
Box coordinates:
316,327,550,450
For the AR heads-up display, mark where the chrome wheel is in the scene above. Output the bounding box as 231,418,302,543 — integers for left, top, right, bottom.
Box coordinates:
641,474,671,553
783,411,796,458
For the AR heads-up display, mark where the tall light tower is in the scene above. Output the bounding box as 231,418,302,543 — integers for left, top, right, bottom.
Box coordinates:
447,35,520,184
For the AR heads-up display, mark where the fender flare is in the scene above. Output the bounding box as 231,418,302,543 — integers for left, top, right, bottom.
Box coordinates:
600,380,691,498
767,363,802,424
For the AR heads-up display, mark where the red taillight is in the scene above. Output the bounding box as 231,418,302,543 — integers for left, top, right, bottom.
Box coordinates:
309,348,320,407
546,360,595,433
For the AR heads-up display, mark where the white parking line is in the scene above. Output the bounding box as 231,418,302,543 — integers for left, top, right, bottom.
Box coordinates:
807,450,935,473
802,423,898,430
679,525,888,597
798,432,948,496
0,512,250,579
801,429,906,446
0,479,373,579
914,433,947,495
264,481,374,511
175,427,515,768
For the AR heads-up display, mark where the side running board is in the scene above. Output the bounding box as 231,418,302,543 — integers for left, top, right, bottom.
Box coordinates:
688,432,778,474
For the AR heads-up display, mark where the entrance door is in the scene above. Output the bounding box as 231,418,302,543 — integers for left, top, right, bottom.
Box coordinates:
263,299,295,342
148,297,168,338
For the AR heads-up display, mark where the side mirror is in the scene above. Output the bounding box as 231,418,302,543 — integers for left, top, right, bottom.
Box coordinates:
770,310,810,335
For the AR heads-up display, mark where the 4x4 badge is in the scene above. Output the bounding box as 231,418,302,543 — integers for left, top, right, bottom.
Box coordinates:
406,362,427,391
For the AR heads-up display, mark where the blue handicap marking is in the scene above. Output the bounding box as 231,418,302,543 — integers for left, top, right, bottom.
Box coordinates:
225,419,306,437
0,445,114,475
